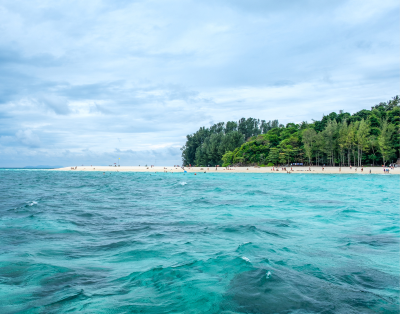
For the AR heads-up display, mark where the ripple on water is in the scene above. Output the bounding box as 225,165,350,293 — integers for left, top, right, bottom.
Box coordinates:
0,171,398,313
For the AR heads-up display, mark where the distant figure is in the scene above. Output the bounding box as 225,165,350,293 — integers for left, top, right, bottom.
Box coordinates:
369,169,371,174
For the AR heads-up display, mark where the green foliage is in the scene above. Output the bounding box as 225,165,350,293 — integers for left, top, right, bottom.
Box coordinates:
182,96,400,166
181,118,280,166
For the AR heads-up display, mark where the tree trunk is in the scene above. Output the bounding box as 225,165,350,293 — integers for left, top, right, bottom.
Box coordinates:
371,147,375,166
348,149,351,166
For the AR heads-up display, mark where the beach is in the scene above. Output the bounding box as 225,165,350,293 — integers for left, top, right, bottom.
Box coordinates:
54,165,400,174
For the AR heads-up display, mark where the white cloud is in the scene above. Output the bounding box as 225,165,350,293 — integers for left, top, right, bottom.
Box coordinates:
0,0,398,166
15,129,41,147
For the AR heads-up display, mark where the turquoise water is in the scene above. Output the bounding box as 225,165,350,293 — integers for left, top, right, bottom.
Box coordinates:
0,170,399,313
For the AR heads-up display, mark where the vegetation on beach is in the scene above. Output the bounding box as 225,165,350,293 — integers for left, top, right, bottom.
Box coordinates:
181,96,400,167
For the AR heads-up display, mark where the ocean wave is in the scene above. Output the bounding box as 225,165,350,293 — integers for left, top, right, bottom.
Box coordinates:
0,171,398,313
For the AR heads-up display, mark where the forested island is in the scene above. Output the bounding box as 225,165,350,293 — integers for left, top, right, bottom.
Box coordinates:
181,96,400,167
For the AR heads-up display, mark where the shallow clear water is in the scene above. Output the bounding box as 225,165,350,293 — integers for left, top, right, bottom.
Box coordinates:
0,170,398,313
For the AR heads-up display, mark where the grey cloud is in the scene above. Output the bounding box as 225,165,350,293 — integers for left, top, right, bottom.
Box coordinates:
0,129,42,148
0,0,398,166
38,96,71,115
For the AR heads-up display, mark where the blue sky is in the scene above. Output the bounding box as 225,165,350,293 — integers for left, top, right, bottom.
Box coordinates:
0,0,399,167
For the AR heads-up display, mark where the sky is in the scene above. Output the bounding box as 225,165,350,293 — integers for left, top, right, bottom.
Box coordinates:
0,0,399,167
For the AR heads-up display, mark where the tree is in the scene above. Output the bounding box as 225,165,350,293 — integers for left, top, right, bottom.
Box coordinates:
314,132,324,166
337,120,348,166
225,121,238,133
302,128,316,165
238,118,261,139
378,119,396,165
368,136,379,166
345,123,355,166
222,151,234,166
321,119,338,166
355,119,370,166
268,148,280,165
182,96,399,167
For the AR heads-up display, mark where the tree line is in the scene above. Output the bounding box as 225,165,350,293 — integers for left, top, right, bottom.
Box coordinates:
181,96,399,167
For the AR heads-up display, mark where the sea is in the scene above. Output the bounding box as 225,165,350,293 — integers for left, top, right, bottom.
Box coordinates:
0,170,399,313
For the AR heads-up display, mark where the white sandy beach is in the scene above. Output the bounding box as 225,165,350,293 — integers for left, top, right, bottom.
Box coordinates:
54,165,400,175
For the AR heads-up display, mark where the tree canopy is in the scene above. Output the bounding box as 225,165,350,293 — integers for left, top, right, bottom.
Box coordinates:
181,96,400,167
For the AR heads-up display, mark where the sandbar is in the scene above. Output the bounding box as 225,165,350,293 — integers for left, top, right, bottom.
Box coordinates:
53,166,400,175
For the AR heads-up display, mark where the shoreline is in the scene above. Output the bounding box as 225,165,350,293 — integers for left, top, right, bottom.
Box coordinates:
53,166,400,175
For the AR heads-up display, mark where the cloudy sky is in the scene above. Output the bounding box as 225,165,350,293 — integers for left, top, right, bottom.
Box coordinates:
0,0,399,167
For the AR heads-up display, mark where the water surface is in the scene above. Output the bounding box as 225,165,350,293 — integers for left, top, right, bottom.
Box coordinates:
0,170,398,313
